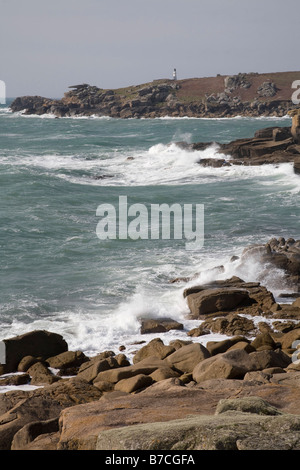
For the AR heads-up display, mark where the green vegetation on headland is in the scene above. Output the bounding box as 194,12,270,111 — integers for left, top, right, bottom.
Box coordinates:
10,71,300,119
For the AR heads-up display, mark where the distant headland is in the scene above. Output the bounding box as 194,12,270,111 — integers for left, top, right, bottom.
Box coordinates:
10,71,300,119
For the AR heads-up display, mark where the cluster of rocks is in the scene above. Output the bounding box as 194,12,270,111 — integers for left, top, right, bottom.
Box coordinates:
173,236,300,295
204,75,279,116
183,113,300,172
196,96,292,119
1,261,300,450
224,73,252,92
219,123,300,167
10,81,181,119
257,81,278,97
0,327,296,450
1,322,300,450
240,237,300,286
201,73,294,118
183,276,278,318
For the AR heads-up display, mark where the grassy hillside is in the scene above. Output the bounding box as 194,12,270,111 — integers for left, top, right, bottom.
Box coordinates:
113,71,300,104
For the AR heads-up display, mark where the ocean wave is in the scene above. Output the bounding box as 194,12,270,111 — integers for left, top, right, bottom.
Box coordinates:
0,232,296,359
75,245,296,355
11,110,57,119
154,115,292,121
82,146,299,189
0,107,12,115
2,141,299,190
6,108,292,122
8,109,115,120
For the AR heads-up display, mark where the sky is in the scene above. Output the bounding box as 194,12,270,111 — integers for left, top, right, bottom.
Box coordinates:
1,0,300,98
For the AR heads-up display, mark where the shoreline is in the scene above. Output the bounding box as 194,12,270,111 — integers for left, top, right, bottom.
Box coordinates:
5,111,294,121
2,102,293,121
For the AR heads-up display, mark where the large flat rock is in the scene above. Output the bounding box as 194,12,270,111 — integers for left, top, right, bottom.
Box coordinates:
96,410,300,450
56,376,300,450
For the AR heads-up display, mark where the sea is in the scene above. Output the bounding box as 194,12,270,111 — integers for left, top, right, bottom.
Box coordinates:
1,99,299,366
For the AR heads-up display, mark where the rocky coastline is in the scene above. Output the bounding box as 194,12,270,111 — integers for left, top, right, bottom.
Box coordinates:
9,71,300,119
2,102,300,450
1,236,300,451
174,109,300,174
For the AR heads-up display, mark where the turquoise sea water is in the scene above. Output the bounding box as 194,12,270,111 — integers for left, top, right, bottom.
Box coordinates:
0,101,299,357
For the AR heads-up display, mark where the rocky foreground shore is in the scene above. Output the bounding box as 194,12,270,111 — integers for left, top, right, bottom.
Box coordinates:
1,237,300,451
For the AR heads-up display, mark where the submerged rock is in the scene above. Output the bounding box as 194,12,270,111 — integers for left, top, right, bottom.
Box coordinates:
139,317,184,334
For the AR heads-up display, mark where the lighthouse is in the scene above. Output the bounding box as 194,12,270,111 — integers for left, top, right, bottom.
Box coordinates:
173,68,177,81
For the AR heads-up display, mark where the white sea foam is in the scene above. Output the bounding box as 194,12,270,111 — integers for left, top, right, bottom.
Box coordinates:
10,109,114,120
0,107,12,114
83,143,299,189
0,384,43,394
12,109,57,119
2,140,299,191
8,107,292,122
83,249,296,355
0,244,294,364
154,115,291,122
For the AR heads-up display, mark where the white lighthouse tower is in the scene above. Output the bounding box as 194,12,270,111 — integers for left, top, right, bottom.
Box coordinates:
173,68,177,81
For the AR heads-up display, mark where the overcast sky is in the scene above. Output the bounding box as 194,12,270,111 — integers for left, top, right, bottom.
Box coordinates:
1,0,300,98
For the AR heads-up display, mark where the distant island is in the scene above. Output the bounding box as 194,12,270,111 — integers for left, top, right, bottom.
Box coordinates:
10,71,300,119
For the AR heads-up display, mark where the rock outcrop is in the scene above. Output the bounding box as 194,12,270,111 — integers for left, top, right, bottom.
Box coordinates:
0,330,68,375
218,125,300,166
240,237,300,286
185,119,300,172
96,401,300,450
10,82,181,119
